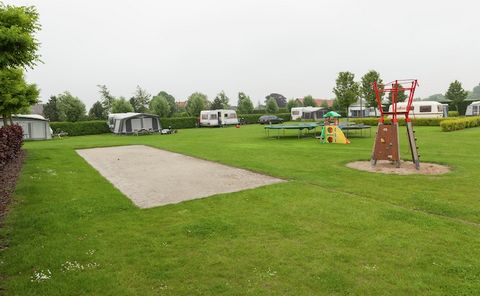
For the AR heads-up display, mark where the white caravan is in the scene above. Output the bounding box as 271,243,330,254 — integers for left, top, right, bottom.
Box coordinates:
388,101,448,118
199,110,239,127
290,107,326,120
465,101,480,116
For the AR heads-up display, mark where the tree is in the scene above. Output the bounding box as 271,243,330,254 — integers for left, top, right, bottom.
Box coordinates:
265,98,279,114
0,4,41,70
467,83,480,101
43,95,61,122
111,97,134,113
129,85,151,113
186,92,208,116
149,95,171,117
425,93,446,102
445,80,468,112
56,92,86,122
0,68,39,125
302,95,316,107
332,71,359,115
265,93,287,108
211,91,229,109
88,101,106,120
237,93,254,114
154,91,176,116
97,85,115,112
387,83,407,104
360,70,383,115
286,99,299,112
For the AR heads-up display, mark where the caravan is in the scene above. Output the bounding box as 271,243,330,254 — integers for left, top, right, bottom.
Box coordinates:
199,110,239,127
465,101,480,116
388,101,448,118
290,107,327,121
108,113,161,134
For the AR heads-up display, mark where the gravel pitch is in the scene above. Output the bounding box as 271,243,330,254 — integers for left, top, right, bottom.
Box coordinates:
77,145,284,208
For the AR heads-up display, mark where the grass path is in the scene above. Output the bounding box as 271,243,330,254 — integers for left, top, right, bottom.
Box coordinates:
1,125,480,295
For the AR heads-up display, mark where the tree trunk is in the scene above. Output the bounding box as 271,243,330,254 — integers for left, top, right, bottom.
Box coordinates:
9,115,13,125
2,114,8,126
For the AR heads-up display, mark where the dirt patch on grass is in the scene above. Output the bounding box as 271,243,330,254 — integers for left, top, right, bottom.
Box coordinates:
346,160,450,175
0,150,25,225
77,145,284,208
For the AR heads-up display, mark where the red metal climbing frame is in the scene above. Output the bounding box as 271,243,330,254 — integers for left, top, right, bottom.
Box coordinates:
373,79,419,123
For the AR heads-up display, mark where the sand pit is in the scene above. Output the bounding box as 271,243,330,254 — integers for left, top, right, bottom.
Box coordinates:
77,145,284,208
346,160,450,175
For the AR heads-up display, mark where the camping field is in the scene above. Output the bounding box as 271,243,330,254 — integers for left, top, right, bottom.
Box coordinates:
1,124,480,295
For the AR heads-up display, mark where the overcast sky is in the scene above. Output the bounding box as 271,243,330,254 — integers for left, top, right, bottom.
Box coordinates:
10,0,480,108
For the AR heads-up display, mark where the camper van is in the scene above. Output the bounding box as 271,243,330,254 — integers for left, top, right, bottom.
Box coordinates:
388,101,448,118
465,101,480,116
199,110,239,127
291,107,326,121
108,113,161,134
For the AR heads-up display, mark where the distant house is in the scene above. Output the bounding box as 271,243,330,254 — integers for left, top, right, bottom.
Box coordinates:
295,98,335,108
176,101,187,110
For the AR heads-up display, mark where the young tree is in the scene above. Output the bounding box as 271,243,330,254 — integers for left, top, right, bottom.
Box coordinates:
97,84,115,112
0,68,39,125
88,101,106,120
111,97,134,113
43,95,61,122
186,92,208,116
149,95,171,117
360,70,383,115
129,85,151,113
332,71,359,116
445,80,468,112
387,83,407,104
237,93,254,114
0,4,41,69
286,99,299,112
265,98,279,114
154,91,176,116
265,93,287,108
57,92,86,122
302,95,316,107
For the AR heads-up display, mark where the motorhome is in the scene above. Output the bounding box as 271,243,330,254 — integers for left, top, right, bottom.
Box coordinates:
465,101,480,116
108,113,161,134
290,107,327,121
199,110,239,127
388,101,448,118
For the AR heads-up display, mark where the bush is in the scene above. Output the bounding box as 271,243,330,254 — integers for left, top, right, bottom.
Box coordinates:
350,117,447,126
440,116,480,132
0,125,23,169
448,111,459,117
160,117,197,129
50,121,110,136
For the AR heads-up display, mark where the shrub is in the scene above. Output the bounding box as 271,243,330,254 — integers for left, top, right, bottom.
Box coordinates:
160,117,197,129
0,125,23,169
448,111,459,117
440,116,480,132
50,121,110,136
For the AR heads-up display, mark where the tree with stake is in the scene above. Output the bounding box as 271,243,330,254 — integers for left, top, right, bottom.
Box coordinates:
332,71,359,116
445,80,468,113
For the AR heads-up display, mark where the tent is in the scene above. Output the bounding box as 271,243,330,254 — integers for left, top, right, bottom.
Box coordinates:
0,114,52,140
108,113,161,134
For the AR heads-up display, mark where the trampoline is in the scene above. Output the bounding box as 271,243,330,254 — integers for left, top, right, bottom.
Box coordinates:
264,123,320,139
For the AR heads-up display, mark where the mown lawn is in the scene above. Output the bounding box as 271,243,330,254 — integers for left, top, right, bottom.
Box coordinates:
1,124,480,295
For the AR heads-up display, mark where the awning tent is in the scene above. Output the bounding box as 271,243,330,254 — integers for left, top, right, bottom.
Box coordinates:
0,114,52,140
110,113,161,134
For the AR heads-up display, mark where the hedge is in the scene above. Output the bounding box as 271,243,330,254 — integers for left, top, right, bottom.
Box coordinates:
160,117,197,129
350,117,447,126
0,125,23,169
238,113,291,124
448,111,459,117
440,116,480,132
50,121,110,136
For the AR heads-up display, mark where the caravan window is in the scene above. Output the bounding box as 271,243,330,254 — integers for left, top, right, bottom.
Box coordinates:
437,105,443,112
292,111,300,115
419,105,431,112
201,114,208,120
210,114,217,120
227,113,237,119
224,113,228,118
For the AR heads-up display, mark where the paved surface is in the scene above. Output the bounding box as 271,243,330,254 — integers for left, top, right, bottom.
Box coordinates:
77,145,284,208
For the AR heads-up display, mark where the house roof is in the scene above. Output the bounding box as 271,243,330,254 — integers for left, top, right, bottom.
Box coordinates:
176,101,187,108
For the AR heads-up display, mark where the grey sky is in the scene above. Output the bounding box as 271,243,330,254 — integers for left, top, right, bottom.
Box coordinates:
10,0,480,108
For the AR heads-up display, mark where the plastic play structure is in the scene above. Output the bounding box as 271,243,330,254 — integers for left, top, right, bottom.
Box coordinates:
320,111,350,144
371,79,420,169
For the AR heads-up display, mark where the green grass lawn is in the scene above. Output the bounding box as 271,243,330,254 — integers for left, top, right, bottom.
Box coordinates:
1,124,480,295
